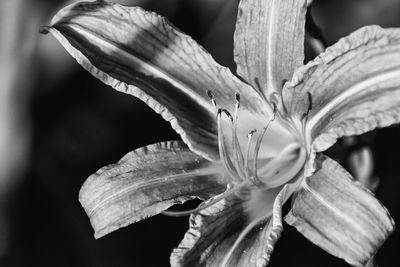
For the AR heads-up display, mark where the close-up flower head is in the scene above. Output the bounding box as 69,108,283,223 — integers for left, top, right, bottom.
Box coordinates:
1,0,399,266
40,0,400,266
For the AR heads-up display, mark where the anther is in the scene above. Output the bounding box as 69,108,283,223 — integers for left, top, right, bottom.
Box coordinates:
301,92,313,121
234,93,241,119
207,90,213,99
272,103,277,121
307,92,313,114
282,79,288,88
235,93,240,106
207,90,217,109
220,109,234,122
247,129,257,138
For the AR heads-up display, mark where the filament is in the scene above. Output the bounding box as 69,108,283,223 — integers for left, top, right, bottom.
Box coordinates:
217,109,241,181
207,90,218,111
221,108,245,179
252,111,276,179
244,129,257,179
231,94,246,179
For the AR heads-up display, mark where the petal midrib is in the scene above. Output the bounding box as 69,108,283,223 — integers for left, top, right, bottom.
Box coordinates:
56,22,215,115
266,0,277,97
301,179,373,243
86,164,221,216
306,67,400,134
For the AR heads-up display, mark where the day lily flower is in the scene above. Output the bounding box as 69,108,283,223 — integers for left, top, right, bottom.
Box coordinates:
42,0,400,266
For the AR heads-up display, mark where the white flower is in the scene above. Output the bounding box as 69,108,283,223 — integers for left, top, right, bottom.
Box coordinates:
43,0,400,266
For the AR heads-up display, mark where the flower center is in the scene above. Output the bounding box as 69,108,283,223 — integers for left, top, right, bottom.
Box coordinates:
162,92,306,217
211,91,306,189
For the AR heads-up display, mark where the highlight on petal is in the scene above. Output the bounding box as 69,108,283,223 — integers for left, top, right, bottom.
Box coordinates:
234,0,307,102
43,0,269,161
285,155,394,267
348,146,379,191
79,141,227,239
283,26,400,152
170,184,295,267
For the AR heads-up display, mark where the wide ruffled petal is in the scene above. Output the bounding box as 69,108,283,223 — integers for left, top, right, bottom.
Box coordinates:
283,26,400,154
43,0,269,161
234,0,307,102
79,141,227,239
170,184,295,267
285,155,394,267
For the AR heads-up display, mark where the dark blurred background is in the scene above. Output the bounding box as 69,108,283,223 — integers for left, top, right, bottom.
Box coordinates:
0,0,399,266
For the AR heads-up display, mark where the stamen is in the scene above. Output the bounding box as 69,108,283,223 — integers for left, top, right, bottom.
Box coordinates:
307,91,313,113
220,211,272,267
302,92,313,120
220,108,247,180
235,93,240,112
282,79,288,88
252,109,277,179
207,90,218,111
231,93,246,178
263,147,306,188
162,180,250,217
244,129,257,179
217,109,241,181
299,92,313,147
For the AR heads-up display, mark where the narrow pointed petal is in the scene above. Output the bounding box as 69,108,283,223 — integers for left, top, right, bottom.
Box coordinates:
234,0,307,102
79,141,227,239
171,184,295,267
285,155,394,267
44,0,269,161
283,26,400,153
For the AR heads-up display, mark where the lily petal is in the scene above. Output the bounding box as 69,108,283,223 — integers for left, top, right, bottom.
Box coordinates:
285,155,394,267
44,0,268,161
171,185,295,267
234,0,307,102
79,141,227,239
283,26,400,153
